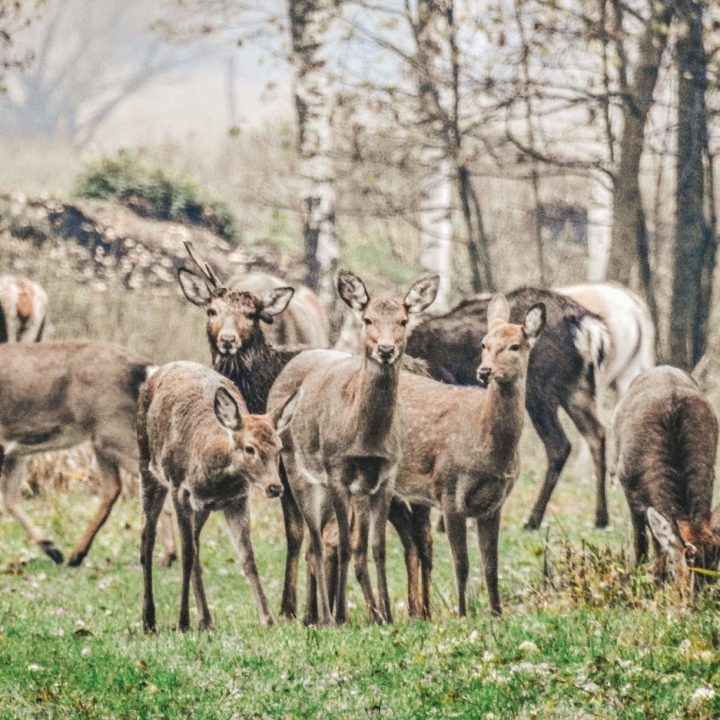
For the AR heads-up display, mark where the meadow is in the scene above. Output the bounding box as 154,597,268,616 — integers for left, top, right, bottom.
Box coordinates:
1,451,719,720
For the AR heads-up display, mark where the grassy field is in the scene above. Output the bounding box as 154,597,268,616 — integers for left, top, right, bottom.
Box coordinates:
1,451,719,720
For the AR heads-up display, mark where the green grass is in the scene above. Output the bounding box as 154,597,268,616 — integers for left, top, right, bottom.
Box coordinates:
1,463,719,719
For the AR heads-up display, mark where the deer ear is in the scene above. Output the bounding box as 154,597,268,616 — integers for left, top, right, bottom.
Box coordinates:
260,287,294,323
214,386,243,431
646,507,681,550
338,270,369,312
178,268,212,306
487,294,510,330
404,274,440,315
523,303,546,347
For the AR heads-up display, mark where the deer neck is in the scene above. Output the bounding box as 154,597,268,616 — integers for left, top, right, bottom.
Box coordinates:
346,355,401,453
479,377,526,469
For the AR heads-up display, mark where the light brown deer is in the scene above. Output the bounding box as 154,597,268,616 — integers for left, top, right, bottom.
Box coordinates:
0,274,48,343
611,366,720,592
138,361,284,632
0,341,176,566
268,270,439,625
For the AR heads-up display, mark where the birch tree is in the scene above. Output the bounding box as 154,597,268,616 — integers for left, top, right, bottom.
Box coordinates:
288,0,339,313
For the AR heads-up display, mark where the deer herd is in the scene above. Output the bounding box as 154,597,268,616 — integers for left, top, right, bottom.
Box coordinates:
0,250,719,632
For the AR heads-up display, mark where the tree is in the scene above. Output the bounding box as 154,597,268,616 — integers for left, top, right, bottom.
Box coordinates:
668,0,713,369
288,0,339,313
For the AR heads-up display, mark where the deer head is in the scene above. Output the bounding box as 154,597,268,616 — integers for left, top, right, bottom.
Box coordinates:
337,270,439,366
211,386,284,499
476,295,546,388
177,242,294,358
647,506,720,589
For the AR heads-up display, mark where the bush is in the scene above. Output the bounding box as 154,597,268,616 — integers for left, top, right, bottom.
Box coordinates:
75,149,237,241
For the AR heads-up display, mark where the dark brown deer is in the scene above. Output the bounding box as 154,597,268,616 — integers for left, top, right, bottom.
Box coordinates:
138,361,284,632
268,270,439,625
611,366,720,591
406,287,609,530
0,341,176,566
0,274,48,343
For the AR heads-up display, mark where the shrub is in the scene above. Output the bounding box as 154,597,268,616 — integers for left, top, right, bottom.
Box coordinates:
75,149,237,241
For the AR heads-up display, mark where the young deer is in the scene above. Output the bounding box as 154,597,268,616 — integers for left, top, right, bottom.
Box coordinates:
395,295,546,616
0,340,177,566
0,274,48,343
612,366,720,592
268,270,439,625
138,361,284,632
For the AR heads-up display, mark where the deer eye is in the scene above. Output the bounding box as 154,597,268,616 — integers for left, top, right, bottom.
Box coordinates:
481,342,487,351
510,344,521,351
363,318,372,326
399,319,408,327
244,446,256,456
207,308,218,317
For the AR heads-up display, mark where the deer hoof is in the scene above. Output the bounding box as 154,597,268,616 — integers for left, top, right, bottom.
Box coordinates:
159,552,177,568
40,540,65,565
66,553,86,568
595,514,610,529
523,518,541,531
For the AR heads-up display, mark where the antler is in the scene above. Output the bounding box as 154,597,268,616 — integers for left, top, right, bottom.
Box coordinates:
183,240,222,288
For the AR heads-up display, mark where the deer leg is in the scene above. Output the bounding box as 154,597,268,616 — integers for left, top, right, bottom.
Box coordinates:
67,452,122,567
191,507,214,631
173,491,195,632
631,509,649,565
223,500,274,627
445,511,469,617
304,552,319,626
476,511,502,616
0,454,64,564
563,388,608,528
351,495,380,622
140,473,167,633
306,522,333,626
388,500,422,619
524,404,571,530
328,487,352,625
412,504,433,620
158,498,177,568
279,462,304,620
323,520,339,615
370,489,392,624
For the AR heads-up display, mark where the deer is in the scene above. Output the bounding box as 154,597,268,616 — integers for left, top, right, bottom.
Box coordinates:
314,295,545,620
0,340,175,567
267,270,440,625
0,274,48,343
406,286,609,530
137,361,284,632
611,366,720,593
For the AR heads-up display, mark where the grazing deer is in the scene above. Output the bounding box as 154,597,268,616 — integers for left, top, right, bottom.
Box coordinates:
138,362,283,632
0,341,176,566
559,282,655,400
177,242,305,619
0,274,48,343
268,270,440,625
612,366,720,592
406,287,609,530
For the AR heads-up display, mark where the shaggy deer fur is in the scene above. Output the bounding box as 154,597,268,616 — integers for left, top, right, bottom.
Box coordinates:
406,287,609,529
268,270,439,625
138,362,284,632
612,366,720,591
0,341,175,566
0,274,48,343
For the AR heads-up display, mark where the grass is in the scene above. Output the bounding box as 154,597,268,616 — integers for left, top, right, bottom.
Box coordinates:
1,456,719,719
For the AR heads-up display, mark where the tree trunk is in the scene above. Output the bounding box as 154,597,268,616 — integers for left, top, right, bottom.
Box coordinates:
587,169,612,280
414,0,454,309
288,0,338,313
605,0,673,322
669,0,711,369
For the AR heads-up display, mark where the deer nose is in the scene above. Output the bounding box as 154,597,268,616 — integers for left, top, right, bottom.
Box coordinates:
477,366,492,388
378,344,395,360
265,482,284,498
218,333,238,351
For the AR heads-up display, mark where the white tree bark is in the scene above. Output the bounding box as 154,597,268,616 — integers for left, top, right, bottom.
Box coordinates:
415,0,454,311
288,0,338,313
587,169,613,281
